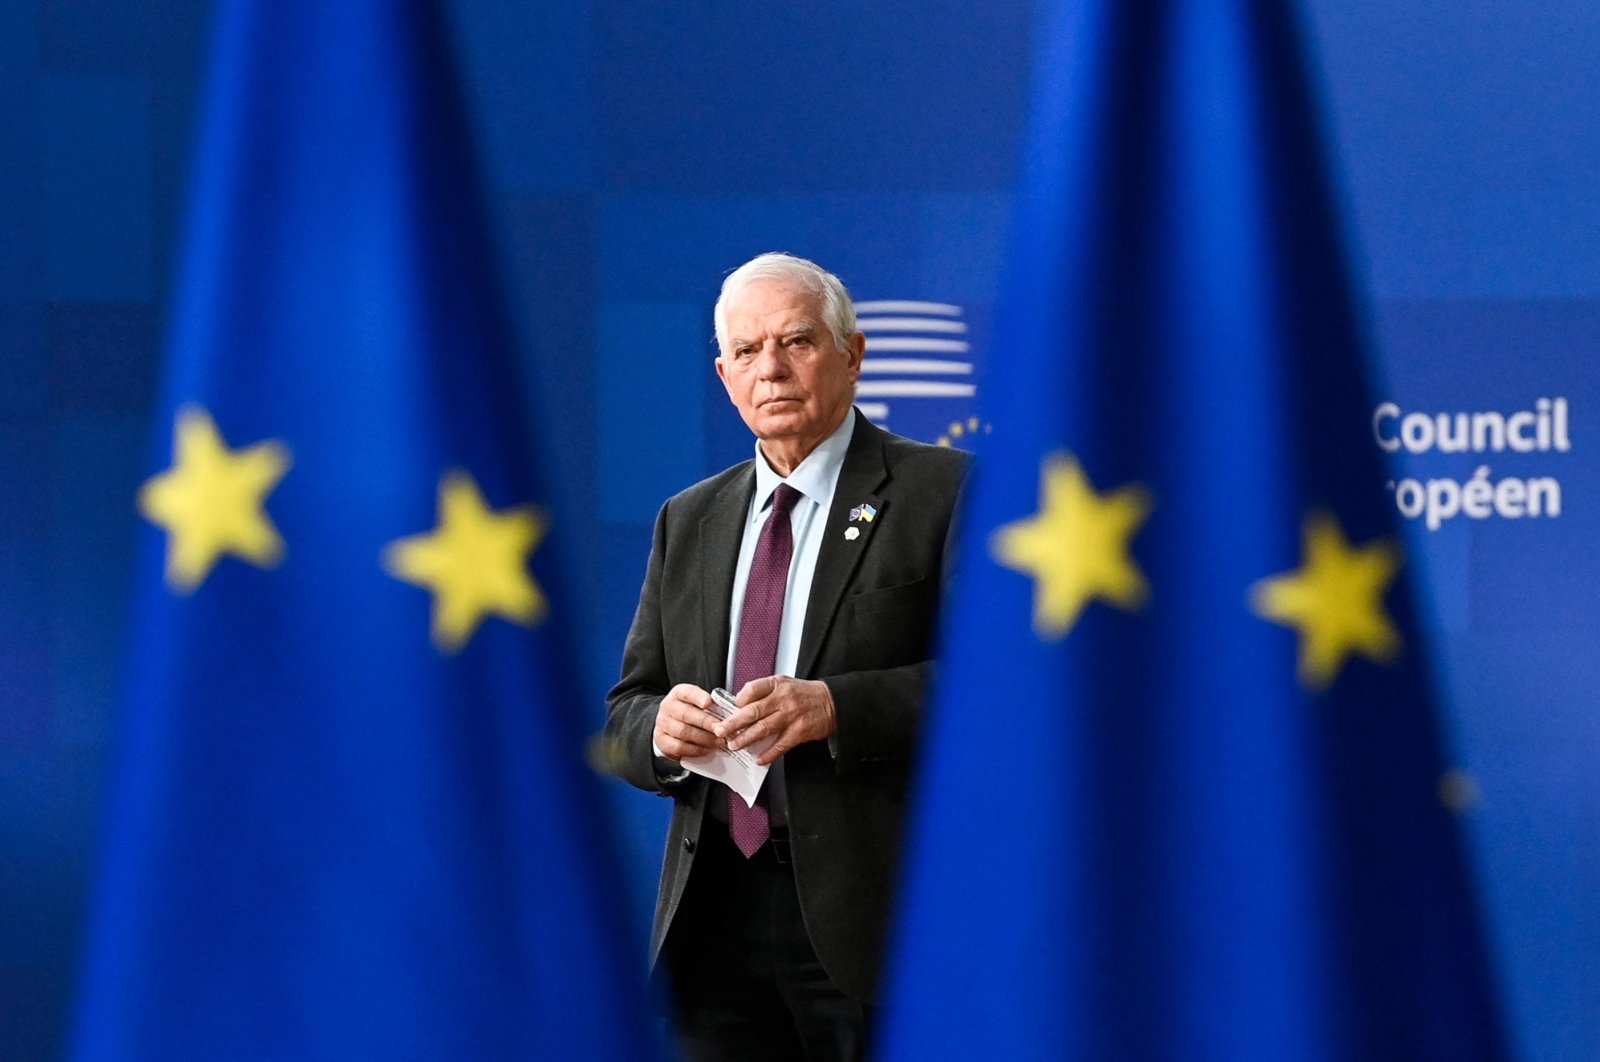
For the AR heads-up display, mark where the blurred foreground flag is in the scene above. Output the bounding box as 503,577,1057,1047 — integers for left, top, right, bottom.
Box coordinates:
72,2,657,1058
879,1,1506,1059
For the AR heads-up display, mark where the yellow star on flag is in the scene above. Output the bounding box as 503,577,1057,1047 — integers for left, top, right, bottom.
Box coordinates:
1249,511,1403,690
137,406,292,593
382,471,547,652
990,452,1153,639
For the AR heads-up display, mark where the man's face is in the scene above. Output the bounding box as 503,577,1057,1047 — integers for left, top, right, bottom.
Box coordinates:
716,278,865,453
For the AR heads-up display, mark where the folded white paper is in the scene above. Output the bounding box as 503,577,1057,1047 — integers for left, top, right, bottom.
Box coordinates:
680,697,774,808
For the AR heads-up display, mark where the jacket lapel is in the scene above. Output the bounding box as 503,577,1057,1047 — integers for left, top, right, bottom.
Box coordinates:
796,411,890,678
700,466,754,687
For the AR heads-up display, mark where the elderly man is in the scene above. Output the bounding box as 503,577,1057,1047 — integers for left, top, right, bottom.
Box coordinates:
605,253,968,1061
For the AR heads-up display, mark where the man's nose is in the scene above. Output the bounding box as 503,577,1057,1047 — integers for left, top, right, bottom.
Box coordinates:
754,342,789,378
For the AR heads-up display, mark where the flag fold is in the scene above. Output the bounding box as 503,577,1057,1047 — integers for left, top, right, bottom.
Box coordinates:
879,1,1506,1058
73,2,656,1057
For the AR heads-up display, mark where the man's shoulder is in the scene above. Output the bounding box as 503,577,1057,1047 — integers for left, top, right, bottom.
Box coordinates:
658,459,755,522
869,421,972,486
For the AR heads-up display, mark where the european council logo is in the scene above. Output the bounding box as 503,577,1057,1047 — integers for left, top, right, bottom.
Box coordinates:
855,300,985,447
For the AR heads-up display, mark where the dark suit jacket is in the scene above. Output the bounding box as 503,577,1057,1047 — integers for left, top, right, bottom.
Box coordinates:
604,411,969,1002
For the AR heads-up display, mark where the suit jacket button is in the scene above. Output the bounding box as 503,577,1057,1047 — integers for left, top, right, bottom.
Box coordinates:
683,836,696,854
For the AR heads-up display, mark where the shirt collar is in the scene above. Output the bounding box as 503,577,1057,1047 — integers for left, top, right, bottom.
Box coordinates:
752,408,857,517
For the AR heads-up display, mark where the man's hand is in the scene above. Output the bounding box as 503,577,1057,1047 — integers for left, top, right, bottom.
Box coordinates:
715,676,837,766
653,684,724,761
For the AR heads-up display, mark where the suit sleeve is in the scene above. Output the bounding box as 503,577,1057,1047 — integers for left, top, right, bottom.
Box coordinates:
824,662,931,771
603,499,692,795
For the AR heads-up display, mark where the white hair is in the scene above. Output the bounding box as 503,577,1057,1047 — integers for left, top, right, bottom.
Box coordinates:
713,252,857,354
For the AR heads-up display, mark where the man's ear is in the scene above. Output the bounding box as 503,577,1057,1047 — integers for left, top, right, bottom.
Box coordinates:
846,332,866,377
714,354,729,389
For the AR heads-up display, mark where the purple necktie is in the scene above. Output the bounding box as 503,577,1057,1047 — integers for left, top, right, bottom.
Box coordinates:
727,483,801,858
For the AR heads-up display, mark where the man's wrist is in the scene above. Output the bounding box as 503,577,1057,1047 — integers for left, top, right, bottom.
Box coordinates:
651,739,690,783
819,678,840,757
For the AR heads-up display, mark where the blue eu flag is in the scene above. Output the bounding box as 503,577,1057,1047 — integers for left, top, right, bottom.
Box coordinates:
71,2,657,1057
879,1,1506,1058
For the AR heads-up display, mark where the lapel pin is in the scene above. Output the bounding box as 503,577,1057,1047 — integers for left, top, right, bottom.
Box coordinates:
849,503,877,523
845,527,861,541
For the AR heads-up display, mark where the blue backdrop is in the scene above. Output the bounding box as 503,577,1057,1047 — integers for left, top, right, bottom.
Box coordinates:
1,2,1595,1058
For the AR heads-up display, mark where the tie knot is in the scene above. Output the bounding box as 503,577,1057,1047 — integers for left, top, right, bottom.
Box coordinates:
770,483,802,518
